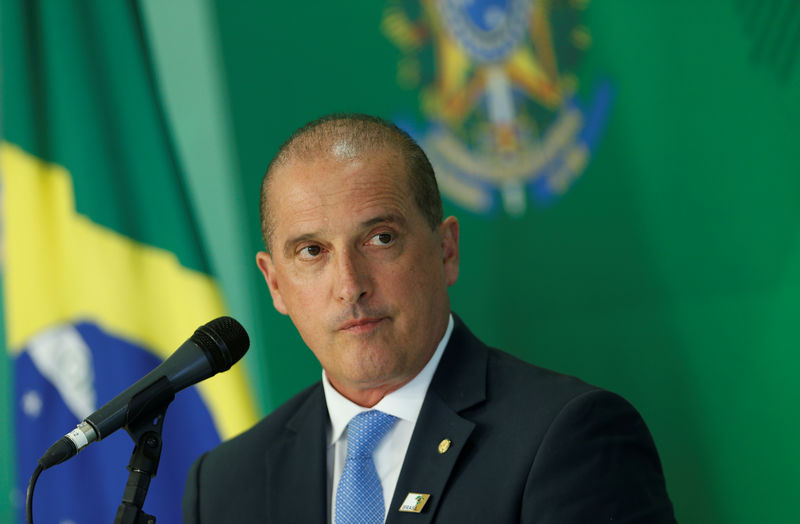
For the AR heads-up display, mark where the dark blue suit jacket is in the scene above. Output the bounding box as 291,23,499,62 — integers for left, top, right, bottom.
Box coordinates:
183,316,676,522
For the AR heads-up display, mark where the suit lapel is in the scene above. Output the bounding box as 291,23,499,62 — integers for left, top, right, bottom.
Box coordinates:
265,384,329,523
386,316,488,523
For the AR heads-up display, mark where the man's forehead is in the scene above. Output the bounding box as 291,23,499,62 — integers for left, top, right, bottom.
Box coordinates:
269,150,415,234
274,182,412,230
270,146,409,199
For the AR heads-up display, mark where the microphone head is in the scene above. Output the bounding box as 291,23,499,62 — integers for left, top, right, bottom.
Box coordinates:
191,316,250,372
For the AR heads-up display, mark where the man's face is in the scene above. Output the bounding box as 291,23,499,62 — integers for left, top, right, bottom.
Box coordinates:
256,146,459,405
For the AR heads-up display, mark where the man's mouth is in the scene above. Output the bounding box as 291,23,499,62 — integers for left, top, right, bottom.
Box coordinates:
338,317,386,334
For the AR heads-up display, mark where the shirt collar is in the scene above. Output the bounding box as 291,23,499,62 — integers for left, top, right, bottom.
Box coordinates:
322,314,454,445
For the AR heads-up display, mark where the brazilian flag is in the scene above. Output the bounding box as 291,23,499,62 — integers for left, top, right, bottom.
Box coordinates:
0,1,258,522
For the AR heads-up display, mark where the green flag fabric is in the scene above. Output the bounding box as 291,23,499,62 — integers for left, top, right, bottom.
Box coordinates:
0,1,257,522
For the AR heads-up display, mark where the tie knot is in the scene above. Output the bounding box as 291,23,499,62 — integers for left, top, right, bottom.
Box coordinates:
346,410,397,458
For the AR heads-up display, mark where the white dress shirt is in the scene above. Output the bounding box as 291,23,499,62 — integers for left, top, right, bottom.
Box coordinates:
322,314,454,523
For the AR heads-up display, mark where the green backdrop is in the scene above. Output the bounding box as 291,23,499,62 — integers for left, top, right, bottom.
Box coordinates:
211,2,800,520
3,1,799,522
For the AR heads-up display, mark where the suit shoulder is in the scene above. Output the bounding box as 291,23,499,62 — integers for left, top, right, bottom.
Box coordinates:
486,347,600,402
202,381,321,465
183,382,324,522
479,347,655,436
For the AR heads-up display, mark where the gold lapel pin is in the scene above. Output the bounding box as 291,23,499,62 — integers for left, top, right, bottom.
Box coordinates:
399,492,430,513
438,438,451,454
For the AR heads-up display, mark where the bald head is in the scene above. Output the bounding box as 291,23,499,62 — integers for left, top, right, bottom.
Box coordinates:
259,114,443,250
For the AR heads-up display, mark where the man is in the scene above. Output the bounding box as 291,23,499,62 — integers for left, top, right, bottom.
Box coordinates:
183,114,676,523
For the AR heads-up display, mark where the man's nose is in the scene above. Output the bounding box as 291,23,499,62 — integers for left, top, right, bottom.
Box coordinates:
334,249,370,304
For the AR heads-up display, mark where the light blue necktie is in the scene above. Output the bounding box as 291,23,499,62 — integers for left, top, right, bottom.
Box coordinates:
335,410,398,524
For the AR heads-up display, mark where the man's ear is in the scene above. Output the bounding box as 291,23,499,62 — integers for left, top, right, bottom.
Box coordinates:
256,251,289,315
439,216,460,287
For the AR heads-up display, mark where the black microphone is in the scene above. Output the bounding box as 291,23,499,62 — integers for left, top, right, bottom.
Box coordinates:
37,316,249,470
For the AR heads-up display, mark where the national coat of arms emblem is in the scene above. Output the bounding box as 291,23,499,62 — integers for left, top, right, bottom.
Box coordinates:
382,0,611,215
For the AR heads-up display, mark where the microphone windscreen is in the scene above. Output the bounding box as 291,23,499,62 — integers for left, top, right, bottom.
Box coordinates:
191,316,249,372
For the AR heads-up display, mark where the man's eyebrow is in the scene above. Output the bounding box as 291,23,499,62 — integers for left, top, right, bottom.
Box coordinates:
361,214,407,229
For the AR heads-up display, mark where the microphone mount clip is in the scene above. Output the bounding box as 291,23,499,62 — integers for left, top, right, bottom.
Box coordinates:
114,375,175,524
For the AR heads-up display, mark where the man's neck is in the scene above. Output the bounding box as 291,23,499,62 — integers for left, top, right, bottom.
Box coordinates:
325,373,418,407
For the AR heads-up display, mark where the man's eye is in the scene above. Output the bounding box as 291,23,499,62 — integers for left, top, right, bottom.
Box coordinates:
298,245,322,259
368,232,394,246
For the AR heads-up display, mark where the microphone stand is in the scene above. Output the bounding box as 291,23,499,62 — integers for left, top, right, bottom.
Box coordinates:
114,376,175,524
